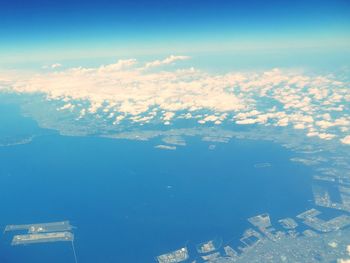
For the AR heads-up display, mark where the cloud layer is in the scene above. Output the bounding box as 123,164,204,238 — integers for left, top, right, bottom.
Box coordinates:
0,55,349,145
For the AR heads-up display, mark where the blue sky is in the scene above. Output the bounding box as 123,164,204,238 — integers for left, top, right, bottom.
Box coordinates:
0,0,349,65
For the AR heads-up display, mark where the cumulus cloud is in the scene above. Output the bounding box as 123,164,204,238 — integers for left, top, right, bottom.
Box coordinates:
98,59,137,72
6,58,246,117
197,114,227,125
51,63,62,69
58,103,75,111
236,118,259,125
341,135,350,145
154,144,176,150
42,63,62,69
1,55,350,145
145,55,190,68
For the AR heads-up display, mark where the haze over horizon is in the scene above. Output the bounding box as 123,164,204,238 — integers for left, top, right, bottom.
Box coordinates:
1,0,349,66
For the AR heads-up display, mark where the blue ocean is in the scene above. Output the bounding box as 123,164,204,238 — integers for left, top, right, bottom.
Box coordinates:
0,104,314,263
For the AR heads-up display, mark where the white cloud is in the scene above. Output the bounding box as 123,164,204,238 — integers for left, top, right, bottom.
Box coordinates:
162,112,175,122
317,132,336,140
341,135,350,145
6,58,246,117
98,59,137,72
316,120,335,129
42,63,62,69
294,123,306,129
145,55,190,68
236,118,259,125
307,131,336,140
276,117,289,127
1,55,350,144
51,63,62,69
154,145,176,150
58,103,74,111
199,115,223,124
234,110,260,120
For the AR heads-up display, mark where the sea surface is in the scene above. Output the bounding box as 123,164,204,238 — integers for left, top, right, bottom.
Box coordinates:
0,104,314,263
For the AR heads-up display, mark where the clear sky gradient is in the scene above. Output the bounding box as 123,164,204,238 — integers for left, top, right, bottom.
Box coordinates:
0,0,349,65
